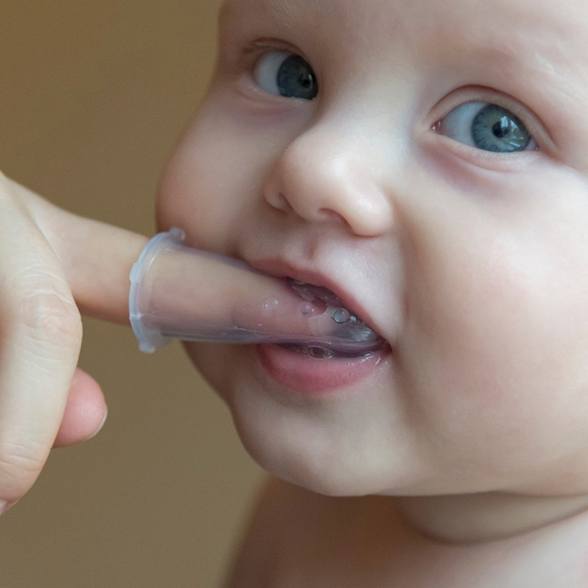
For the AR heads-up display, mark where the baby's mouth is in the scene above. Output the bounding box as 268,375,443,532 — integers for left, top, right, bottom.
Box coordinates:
283,278,388,359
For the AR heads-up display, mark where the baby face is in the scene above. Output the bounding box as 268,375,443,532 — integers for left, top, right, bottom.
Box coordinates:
157,0,588,497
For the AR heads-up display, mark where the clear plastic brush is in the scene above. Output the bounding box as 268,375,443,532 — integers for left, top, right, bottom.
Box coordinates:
129,228,384,355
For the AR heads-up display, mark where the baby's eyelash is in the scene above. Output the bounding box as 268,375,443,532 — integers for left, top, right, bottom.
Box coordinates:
239,39,294,64
220,39,282,79
238,38,313,71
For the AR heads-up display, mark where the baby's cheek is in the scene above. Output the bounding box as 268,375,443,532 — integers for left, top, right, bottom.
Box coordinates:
183,343,238,403
156,111,257,251
158,153,231,248
412,254,588,475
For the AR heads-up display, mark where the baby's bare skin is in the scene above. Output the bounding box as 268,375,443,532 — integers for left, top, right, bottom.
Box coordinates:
154,0,588,584
225,478,588,587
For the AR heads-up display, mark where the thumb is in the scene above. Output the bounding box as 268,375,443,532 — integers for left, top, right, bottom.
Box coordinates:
53,368,108,448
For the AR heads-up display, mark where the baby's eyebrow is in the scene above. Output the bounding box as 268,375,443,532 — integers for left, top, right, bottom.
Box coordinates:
219,0,332,38
220,0,300,29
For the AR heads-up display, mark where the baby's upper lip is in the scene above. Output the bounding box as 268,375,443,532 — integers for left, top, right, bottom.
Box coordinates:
247,257,385,340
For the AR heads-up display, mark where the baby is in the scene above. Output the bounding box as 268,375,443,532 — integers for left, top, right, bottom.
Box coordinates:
3,0,588,585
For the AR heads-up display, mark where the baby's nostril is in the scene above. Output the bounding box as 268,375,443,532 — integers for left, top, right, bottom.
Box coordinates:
278,192,294,211
318,208,347,226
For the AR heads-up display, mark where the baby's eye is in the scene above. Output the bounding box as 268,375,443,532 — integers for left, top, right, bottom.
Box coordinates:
253,50,318,101
437,102,537,153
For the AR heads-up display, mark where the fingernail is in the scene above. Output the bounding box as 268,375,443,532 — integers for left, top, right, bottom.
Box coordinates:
85,408,108,441
0,500,9,515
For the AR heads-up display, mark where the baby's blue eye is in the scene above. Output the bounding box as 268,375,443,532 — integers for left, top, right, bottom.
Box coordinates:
438,102,536,153
253,51,318,100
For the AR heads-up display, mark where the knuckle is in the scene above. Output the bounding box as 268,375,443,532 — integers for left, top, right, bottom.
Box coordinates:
20,290,82,347
12,272,82,348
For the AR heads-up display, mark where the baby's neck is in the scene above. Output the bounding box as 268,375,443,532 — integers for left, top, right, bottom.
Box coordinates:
394,492,588,544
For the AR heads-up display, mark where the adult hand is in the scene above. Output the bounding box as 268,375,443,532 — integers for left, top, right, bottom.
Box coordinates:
0,172,147,513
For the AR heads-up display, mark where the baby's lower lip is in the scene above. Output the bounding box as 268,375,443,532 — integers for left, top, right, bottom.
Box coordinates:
256,343,391,395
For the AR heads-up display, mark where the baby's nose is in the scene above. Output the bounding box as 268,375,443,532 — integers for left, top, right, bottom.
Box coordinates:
263,128,394,237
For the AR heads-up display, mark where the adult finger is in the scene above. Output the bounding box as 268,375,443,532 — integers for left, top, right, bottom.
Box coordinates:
7,176,148,325
52,367,108,448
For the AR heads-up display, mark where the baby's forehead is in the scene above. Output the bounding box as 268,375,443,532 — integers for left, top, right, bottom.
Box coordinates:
220,0,585,38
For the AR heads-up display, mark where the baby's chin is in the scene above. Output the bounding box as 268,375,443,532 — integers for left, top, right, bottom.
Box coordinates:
234,421,398,497
235,426,452,498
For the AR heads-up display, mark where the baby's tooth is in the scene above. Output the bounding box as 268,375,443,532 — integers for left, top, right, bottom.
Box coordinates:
306,346,336,359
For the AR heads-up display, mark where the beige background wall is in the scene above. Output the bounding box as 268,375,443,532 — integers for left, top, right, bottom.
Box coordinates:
0,2,264,586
